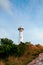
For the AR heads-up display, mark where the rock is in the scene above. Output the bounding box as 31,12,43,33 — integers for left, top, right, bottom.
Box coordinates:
27,53,43,65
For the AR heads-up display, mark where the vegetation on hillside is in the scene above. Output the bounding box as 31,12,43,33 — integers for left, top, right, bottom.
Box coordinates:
0,38,43,65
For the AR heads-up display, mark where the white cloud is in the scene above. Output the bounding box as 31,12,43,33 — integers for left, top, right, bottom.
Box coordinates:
0,0,13,15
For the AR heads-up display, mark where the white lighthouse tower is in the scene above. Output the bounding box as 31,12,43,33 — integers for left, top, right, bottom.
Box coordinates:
18,26,24,43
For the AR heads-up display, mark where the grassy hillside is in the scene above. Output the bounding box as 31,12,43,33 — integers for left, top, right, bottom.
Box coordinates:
0,38,43,65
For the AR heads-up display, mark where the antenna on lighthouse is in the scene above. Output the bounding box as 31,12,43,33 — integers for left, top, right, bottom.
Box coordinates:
18,26,24,43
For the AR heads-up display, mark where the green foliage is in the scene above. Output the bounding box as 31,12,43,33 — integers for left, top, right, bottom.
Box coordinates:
17,42,26,56
1,38,13,45
10,44,18,56
0,38,43,65
0,38,26,58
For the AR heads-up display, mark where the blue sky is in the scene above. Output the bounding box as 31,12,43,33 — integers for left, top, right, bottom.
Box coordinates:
0,0,43,45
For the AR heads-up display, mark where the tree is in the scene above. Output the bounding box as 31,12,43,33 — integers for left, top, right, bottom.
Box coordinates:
1,38,13,45
17,42,26,56
10,44,18,56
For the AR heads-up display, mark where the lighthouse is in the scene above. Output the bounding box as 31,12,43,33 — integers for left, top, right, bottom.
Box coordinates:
18,26,24,43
